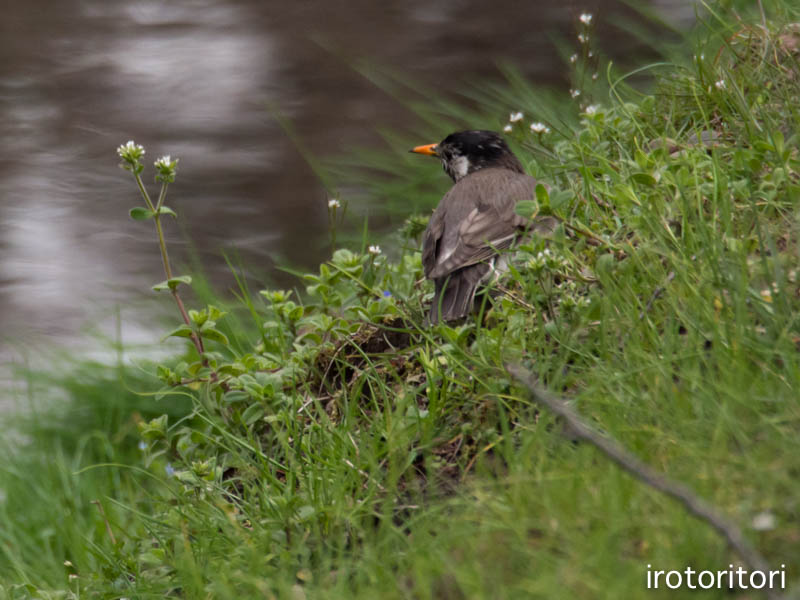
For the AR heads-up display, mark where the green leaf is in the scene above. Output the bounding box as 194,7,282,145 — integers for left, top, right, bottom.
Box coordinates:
772,130,784,157
296,505,316,521
152,275,193,292
514,200,539,219
287,305,304,322
163,324,194,340
201,327,230,346
550,190,572,212
629,172,657,186
261,290,292,304
157,206,178,218
634,149,651,169
332,248,358,266
535,183,550,205
129,207,155,220
223,390,250,404
207,305,226,321
138,414,168,439
241,403,266,426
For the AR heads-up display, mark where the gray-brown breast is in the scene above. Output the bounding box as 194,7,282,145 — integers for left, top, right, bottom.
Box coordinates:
422,167,536,280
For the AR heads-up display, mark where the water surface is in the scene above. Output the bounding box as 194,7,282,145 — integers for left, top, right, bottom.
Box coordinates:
0,0,692,358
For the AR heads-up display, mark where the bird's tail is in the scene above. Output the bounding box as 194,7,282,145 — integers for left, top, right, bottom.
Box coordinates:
427,264,490,324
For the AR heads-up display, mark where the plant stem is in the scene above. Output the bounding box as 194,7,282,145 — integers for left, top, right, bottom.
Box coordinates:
154,219,173,279
173,288,205,355
135,170,155,211
134,172,205,357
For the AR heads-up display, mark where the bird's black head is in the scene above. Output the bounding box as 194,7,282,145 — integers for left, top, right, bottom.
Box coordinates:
410,130,524,182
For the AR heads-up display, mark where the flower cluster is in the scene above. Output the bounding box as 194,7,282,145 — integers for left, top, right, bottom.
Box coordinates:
503,110,551,137
504,111,525,133
154,155,179,183
527,248,568,272
117,140,145,172
570,13,598,96
559,282,591,311
530,122,550,134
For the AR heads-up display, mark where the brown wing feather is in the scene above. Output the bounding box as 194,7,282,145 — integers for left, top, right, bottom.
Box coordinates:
423,168,536,280
421,210,444,278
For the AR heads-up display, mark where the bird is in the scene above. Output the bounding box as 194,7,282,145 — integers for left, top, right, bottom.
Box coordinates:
410,129,554,324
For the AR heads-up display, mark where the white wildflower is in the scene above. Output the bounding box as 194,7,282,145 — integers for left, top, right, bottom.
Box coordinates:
503,124,513,133
328,198,341,209
592,73,598,80
584,104,599,115
116,140,144,158
64,560,73,567
578,33,588,44
715,79,726,90
570,54,578,63
579,13,593,25
509,111,524,122
368,245,382,256
570,88,581,98
154,155,172,169
530,122,550,134
69,574,78,581
153,154,178,183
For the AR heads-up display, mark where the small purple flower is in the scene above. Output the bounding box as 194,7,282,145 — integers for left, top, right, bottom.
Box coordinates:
382,290,392,298
165,463,176,477
138,440,147,451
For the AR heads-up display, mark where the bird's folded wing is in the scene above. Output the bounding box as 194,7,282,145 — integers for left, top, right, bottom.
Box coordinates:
428,173,535,279
422,215,444,279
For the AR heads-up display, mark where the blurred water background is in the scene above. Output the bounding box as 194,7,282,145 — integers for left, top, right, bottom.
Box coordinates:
0,0,693,365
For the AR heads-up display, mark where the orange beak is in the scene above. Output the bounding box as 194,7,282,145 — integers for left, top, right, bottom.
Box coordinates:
410,143,439,156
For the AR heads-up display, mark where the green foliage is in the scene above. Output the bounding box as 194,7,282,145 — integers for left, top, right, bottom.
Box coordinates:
152,275,193,292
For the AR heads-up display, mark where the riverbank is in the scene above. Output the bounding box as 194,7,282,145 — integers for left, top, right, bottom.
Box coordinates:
2,5,799,598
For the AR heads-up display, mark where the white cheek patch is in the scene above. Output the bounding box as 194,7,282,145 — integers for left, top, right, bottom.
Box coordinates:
449,155,470,180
